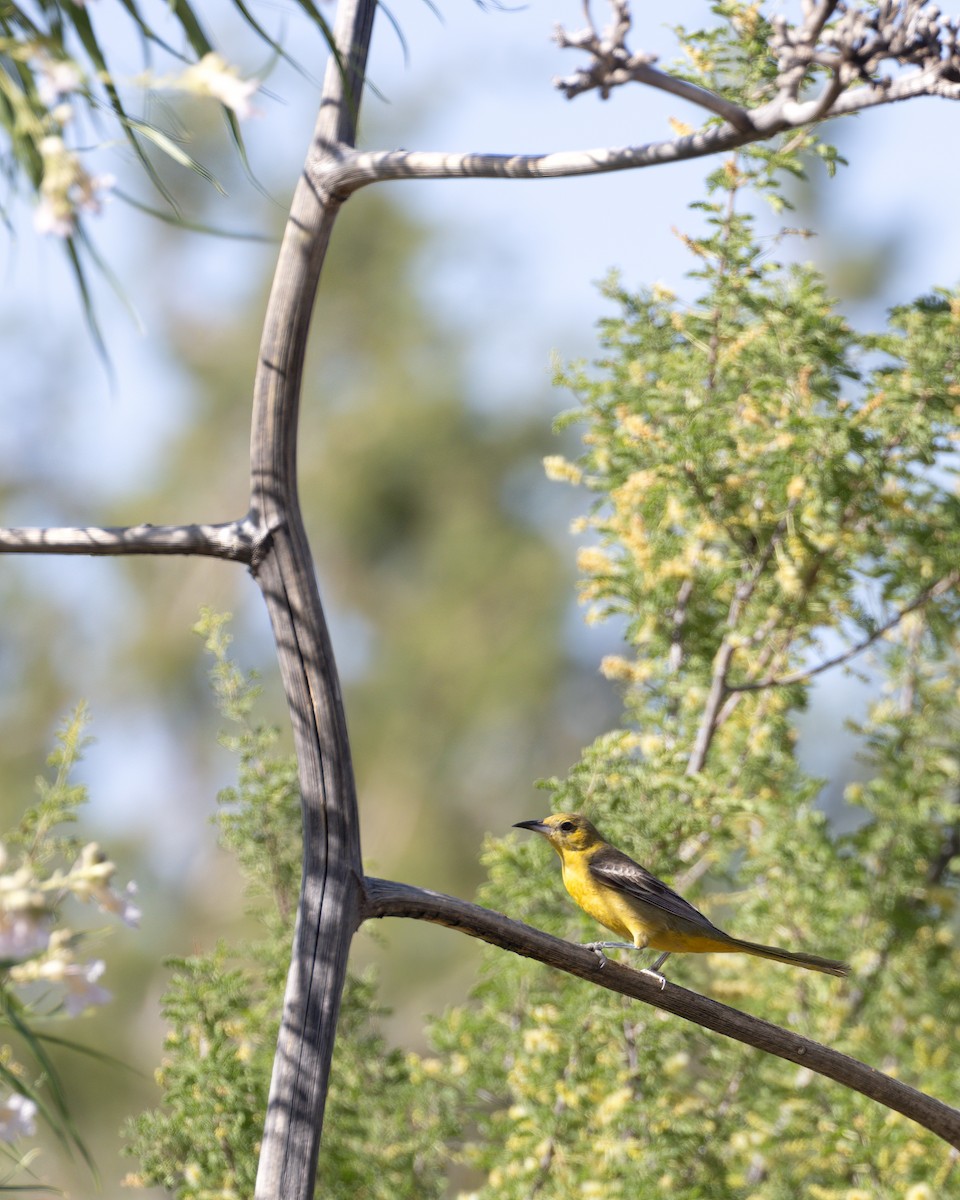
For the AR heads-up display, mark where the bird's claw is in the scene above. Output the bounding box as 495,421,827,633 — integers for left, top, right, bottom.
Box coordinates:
583,942,609,969
640,968,667,991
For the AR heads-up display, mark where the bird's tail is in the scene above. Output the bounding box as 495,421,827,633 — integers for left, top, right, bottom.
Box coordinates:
727,936,849,977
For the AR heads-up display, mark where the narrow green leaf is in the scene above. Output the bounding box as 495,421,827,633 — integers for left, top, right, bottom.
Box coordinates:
29,1030,140,1075
63,235,113,375
113,0,182,62
230,0,320,86
168,0,214,58
124,117,222,191
114,187,277,242
73,222,144,337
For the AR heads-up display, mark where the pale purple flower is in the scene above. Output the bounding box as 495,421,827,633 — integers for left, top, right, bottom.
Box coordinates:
60,959,111,1016
97,879,141,928
0,909,51,961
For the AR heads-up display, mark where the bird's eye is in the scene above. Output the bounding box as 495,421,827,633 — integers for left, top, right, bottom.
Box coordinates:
559,820,575,833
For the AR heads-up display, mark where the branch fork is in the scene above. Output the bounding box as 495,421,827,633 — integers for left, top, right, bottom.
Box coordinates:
554,0,960,138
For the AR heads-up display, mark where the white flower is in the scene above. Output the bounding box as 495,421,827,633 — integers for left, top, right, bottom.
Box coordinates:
34,54,84,108
76,172,115,217
33,139,113,238
10,934,112,1015
33,195,75,238
180,53,260,118
0,871,51,960
0,1093,37,1142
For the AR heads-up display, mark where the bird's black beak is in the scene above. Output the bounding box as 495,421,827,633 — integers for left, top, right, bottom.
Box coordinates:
513,819,550,833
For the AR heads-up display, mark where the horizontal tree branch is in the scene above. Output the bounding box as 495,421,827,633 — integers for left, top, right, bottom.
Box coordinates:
728,570,960,692
321,66,957,198
0,517,258,562
321,122,764,195
361,875,960,1151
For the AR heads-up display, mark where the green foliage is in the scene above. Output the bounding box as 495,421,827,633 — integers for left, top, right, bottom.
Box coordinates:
124,613,457,1198
673,2,782,108
425,153,960,1197
5,703,92,867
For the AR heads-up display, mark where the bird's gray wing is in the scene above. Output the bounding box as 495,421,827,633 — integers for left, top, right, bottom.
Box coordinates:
588,846,721,933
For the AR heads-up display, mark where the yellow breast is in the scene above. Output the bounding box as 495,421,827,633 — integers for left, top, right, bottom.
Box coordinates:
560,854,641,943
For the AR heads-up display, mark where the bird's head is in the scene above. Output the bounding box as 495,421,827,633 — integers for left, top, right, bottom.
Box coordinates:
513,812,603,854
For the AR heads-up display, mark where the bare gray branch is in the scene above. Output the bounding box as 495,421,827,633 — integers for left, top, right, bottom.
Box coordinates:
0,520,257,561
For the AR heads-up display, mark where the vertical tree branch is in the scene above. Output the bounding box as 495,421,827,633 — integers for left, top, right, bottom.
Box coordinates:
668,575,695,673
247,2,377,1196
685,503,797,775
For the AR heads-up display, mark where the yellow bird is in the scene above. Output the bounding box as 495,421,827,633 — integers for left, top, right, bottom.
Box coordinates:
514,812,848,980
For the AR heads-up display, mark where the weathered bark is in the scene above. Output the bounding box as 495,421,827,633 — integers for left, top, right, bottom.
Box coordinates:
247,2,377,1196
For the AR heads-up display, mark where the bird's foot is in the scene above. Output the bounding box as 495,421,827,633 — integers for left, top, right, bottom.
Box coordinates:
582,942,609,969
639,951,670,990
639,968,667,991
582,941,635,970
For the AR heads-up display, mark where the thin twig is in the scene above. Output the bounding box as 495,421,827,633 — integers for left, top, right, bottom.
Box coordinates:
668,576,695,673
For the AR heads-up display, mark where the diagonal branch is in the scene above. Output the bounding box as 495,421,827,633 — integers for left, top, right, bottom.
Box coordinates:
727,570,960,693
552,2,754,130
588,61,755,131
361,876,960,1151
